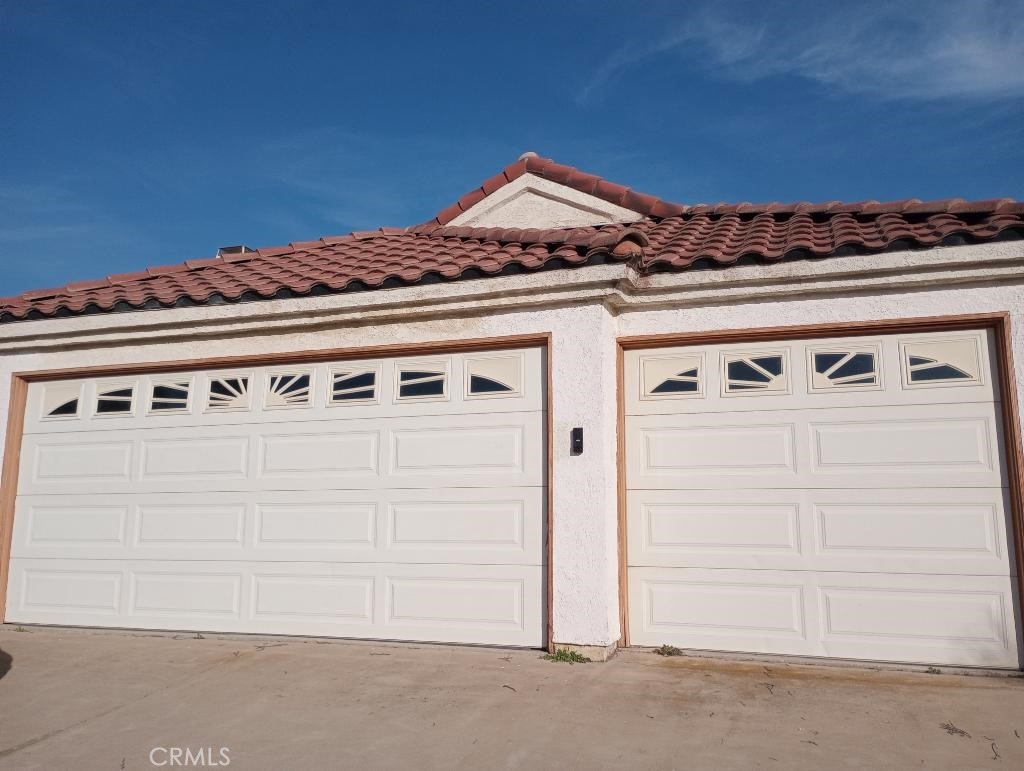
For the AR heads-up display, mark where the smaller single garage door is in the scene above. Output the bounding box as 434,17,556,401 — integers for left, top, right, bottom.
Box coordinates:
624,328,1021,668
5,346,546,647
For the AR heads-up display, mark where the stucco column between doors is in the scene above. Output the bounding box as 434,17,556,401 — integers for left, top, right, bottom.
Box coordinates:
547,304,621,655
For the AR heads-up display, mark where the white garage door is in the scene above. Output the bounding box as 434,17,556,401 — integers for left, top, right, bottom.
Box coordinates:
6,347,546,647
625,329,1021,667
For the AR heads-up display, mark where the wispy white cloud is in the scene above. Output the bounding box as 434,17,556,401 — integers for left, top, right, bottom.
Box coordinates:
578,0,1024,103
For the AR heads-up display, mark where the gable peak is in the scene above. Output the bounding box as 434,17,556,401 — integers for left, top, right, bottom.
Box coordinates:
422,156,688,233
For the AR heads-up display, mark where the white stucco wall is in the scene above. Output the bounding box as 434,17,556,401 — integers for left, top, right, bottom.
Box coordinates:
1,240,1022,647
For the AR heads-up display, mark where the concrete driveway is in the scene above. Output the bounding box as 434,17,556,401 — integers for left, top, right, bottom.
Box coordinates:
0,625,1021,770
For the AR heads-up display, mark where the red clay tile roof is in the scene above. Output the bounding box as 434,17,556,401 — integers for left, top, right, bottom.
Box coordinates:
2,157,1023,322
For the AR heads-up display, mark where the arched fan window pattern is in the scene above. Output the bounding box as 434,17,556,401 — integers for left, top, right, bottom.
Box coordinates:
266,373,312,408
812,351,878,389
331,369,377,403
207,376,250,410
724,354,787,394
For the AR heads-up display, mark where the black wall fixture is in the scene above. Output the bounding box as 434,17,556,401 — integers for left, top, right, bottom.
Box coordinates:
570,427,583,456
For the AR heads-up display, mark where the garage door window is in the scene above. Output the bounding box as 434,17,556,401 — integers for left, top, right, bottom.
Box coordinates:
809,347,880,391
902,338,982,388
465,355,523,399
330,369,378,404
396,364,447,401
43,383,81,419
149,381,192,413
640,355,704,400
266,372,313,409
207,375,251,411
96,383,135,415
723,353,788,395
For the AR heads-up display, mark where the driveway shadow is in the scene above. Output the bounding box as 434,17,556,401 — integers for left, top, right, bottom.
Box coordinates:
0,648,11,680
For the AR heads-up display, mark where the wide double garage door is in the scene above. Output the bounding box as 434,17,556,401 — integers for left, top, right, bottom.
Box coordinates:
6,347,546,647
625,328,1022,668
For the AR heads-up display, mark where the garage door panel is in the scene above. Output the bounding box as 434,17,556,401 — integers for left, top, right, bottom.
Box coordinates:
628,492,801,568
21,503,129,547
132,571,243,618
255,501,376,548
385,575,523,629
818,583,1008,646
6,559,544,647
18,412,543,494
17,567,123,617
13,488,544,565
629,567,1018,667
816,575,1020,667
638,423,797,476
390,424,525,475
628,488,1012,574
809,415,996,475
138,504,247,546
634,571,807,639
141,436,250,480
814,498,1008,570
252,573,374,624
257,431,378,477
32,440,134,483
628,402,1003,489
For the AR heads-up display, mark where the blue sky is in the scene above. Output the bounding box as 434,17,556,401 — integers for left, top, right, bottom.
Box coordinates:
2,0,1022,296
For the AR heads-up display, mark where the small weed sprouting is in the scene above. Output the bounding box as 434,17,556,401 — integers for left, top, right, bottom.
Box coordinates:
543,649,591,664
654,645,683,657
14,626,28,633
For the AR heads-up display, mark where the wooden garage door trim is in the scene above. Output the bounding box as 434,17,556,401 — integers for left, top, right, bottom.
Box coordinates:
0,332,555,651
615,312,1024,658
